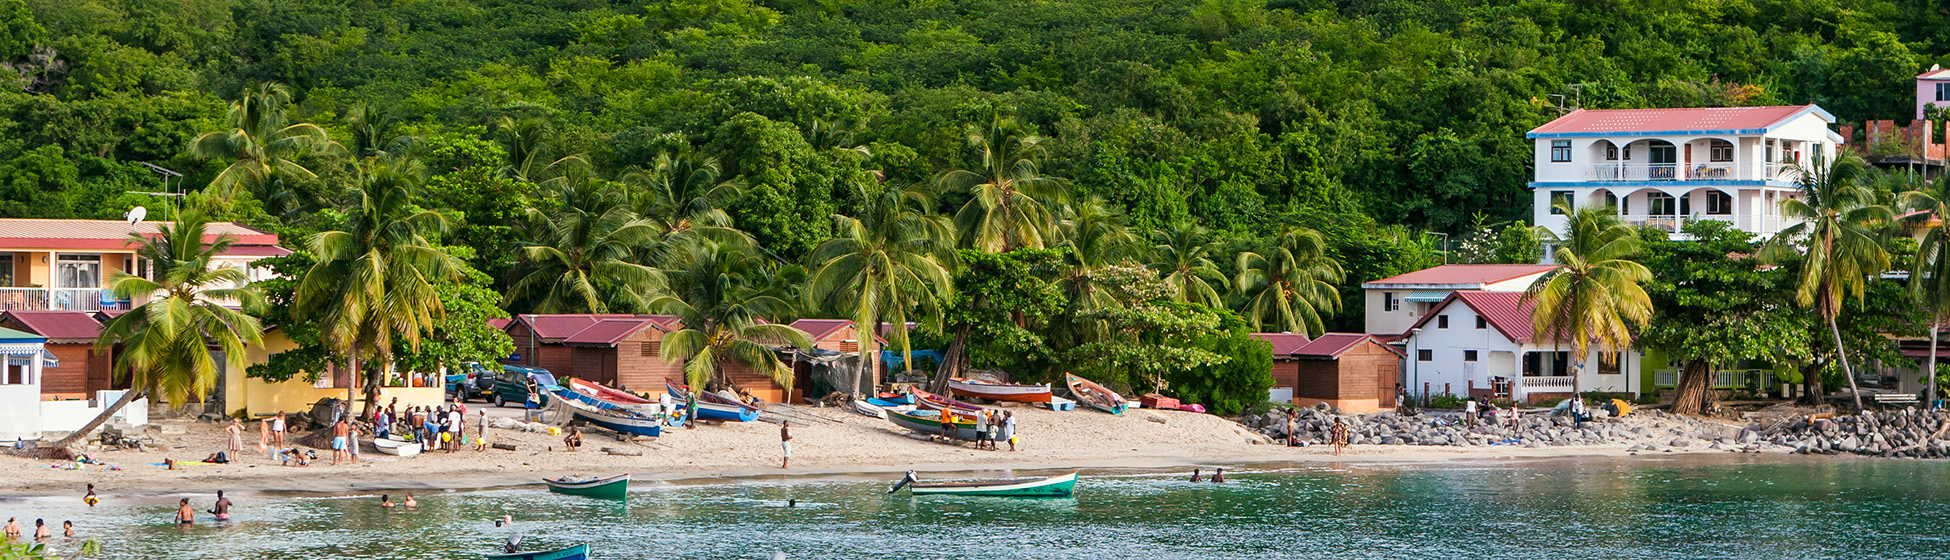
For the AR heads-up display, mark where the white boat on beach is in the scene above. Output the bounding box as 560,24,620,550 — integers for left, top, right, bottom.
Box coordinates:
374,437,421,457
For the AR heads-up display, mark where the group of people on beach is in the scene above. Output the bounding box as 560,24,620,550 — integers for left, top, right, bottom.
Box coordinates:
375,400,479,453
964,409,1017,451
1,517,70,542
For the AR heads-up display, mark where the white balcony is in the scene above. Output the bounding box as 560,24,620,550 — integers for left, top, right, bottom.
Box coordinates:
0,288,127,311
1587,162,1789,182
1519,376,1574,392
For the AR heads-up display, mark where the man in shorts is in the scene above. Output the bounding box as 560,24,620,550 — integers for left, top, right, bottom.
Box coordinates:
973,410,991,450
331,418,350,465
780,420,792,469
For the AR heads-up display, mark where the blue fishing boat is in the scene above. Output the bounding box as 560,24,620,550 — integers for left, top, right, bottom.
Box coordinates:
667,382,763,422
553,388,668,437
483,540,588,560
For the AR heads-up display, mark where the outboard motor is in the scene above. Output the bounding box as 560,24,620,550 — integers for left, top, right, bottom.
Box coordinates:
503,534,522,554
887,471,918,494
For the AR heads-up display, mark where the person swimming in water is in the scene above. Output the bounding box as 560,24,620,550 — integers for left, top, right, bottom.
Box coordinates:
83,484,98,507
1189,468,1202,482
61,521,72,538
174,498,195,525
31,519,49,540
380,494,394,508
4,517,21,541
211,490,232,521
402,494,417,508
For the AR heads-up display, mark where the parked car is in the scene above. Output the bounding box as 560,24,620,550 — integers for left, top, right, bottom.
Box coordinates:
492,365,557,408
444,362,497,402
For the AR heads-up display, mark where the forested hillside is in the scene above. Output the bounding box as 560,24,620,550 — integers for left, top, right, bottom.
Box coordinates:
1,0,1943,341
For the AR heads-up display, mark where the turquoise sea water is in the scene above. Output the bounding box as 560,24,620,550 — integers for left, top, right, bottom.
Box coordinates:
5,455,1948,559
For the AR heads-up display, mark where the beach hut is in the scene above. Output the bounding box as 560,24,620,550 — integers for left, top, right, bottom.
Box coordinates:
1289,333,1403,413
1251,333,1311,404
0,310,114,397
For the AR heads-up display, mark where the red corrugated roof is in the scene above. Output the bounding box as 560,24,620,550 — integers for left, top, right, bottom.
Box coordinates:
1364,264,1558,288
216,245,294,257
791,319,854,341
1293,333,1398,358
563,318,661,346
510,314,673,341
1249,333,1312,355
1529,105,1817,136
1406,291,1539,343
487,318,511,330
1919,69,1950,80
0,218,281,250
2,310,103,341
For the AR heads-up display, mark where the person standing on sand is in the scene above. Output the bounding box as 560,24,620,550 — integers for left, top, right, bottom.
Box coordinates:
1285,409,1299,447
347,423,362,464
1464,397,1478,427
973,410,991,450
225,418,245,461
174,498,194,525
211,491,232,521
331,418,350,465
780,420,792,469
1329,418,1349,456
271,413,287,448
1003,411,1018,451
449,407,464,452
258,417,272,459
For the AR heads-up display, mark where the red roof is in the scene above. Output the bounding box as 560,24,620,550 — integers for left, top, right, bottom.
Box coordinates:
1920,69,1950,80
1363,265,1558,288
1407,291,1539,343
0,218,281,251
1249,333,1312,356
508,314,676,342
563,319,664,346
1528,105,1822,136
1293,333,1399,358
487,318,512,330
216,245,294,257
791,319,854,341
1,310,103,341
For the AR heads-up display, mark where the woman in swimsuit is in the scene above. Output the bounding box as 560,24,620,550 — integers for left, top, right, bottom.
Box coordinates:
175,498,195,525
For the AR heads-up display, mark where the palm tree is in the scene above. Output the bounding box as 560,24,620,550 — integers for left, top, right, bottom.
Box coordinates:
1056,198,1140,311
808,180,955,396
620,150,750,246
1525,201,1654,397
1234,228,1344,336
1905,176,1950,410
296,151,462,414
51,211,264,450
493,116,553,183
653,242,814,392
937,115,1068,253
1767,152,1893,410
509,159,666,314
190,82,342,212
1148,223,1228,307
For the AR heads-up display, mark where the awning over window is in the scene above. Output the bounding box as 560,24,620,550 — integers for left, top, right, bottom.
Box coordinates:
0,345,57,367
1405,290,1451,303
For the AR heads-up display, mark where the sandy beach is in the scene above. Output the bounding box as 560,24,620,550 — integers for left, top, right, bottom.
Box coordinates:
0,403,1752,497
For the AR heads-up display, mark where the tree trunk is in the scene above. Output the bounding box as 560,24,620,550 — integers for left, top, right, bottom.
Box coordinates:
1801,363,1822,406
1828,314,1865,412
1672,358,1715,415
1929,319,1941,410
931,322,970,394
49,389,145,450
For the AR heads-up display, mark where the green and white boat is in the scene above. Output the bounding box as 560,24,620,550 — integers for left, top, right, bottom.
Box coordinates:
543,473,629,500
888,471,1078,498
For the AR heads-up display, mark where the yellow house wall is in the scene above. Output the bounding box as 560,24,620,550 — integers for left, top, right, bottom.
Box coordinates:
238,329,446,417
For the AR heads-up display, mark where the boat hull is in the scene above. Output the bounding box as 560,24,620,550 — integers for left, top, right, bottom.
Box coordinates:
909,389,984,414
544,474,629,500
554,390,667,437
948,378,1053,403
483,544,590,560
1065,374,1128,415
667,382,763,422
373,437,421,457
887,409,980,440
910,472,1079,498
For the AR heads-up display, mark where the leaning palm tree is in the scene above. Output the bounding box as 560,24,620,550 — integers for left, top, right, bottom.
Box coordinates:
1234,228,1344,337
1766,152,1893,411
296,151,461,414
937,115,1069,253
808,179,955,396
1905,175,1950,410
1525,201,1654,397
510,161,666,313
653,242,813,392
1148,223,1228,307
50,211,264,451
190,82,343,212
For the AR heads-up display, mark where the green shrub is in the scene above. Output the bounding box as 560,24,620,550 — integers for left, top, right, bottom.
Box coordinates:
1427,394,1466,409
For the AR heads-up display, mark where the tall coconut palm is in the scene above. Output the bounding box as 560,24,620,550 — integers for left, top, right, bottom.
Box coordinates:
1234,228,1344,337
937,115,1068,253
808,179,955,396
1056,198,1140,312
190,82,342,212
653,242,813,392
1525,201,1654,396
296,151,461,414
620,150,750,246
509,160,666,314
1149,223,1228,307
1905,176,1950,410
51,211,264,450
1766,152,1892,410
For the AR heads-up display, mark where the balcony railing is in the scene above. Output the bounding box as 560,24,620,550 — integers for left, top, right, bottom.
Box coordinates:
0,288,126,311
1520,376,1575,391
1588,163,1678,181
1587,162,1799,182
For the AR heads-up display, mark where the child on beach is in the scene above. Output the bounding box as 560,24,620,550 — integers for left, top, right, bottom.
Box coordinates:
1330,418,1349,456
83,484,98,507
271,413,286,448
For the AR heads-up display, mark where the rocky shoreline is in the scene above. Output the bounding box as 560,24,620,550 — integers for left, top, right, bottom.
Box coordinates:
1761,408,1950,458
1238,405,1793,453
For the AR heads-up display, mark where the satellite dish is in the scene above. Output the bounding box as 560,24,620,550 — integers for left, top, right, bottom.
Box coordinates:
126,206,148,226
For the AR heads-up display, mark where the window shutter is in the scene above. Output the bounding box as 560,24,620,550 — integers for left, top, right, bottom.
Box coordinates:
641,341,660,356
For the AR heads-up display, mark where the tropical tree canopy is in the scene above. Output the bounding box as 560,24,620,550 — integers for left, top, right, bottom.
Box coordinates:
1233,227,1344,337
939,115,1068,253
654,242,813,391
807,180,955,380
189,82,343,212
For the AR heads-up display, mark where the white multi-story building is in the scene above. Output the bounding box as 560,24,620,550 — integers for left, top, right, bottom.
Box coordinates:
1399,291,1642,403
1527,105,1840,239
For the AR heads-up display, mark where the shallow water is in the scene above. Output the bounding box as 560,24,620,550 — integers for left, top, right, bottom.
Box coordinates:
6,455,1949,559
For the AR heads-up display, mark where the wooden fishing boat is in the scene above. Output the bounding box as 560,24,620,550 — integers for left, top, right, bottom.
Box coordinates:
948,377,1053,403
543,473,629,500
1065,373,1128,415
865,397,909,408
874,392,914,405
666,382,763,422
553,389,668,437
889,471,1079,498
373,436,421,457
886,408,980,440
483,543,590,560
909,389,984,414
853,399,888,419
559,379,679,422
